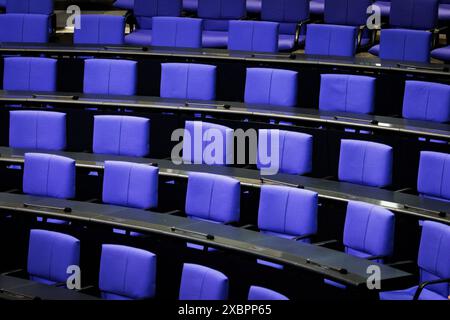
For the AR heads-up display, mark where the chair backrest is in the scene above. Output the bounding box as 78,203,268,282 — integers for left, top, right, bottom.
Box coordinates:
248,286,289,300
390,0,439,30
183,0,198,11
258,185,318,237
245,68,298,107
198,0,246,31
324,0,371,26
417,151,450,201
402,81,450,123
185,172,240,224
134,0,182,29
182,121,234,165
257,129,313,175
152,17,203,48
228,20,279,53
261,0,309,35
343,201,395,260
27,229,80,285
93,115,150,157
379,29,431,63
305,24,358,57
319,74,376,114
10,111,66,151
0,14,49,43
103,161,159,210
99,244,157,300
417,221,450,298
114,0,135,10
179,263,229,300
6,0,53,15
338,139,393,187
74,15,125,45
161,63,216,101
3,57,57,92
0,0,6,7
23,153,75,199
83,59,137,96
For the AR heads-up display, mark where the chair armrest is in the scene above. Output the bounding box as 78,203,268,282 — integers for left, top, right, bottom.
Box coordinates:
413,278,450,300
164,209,183,216
293,233,315,242
241,224,258,231
295,19,310,45
1,269,25,277
395,187,414,193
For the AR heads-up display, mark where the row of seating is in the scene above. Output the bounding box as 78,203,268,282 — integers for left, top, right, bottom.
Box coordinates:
4,57,450,122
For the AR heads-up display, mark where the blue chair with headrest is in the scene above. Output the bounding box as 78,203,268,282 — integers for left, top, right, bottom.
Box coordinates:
83,59,137,96
248,286,289,300
402,81,450,123
161,63,216,101
245,68,298,107
74,15,125,45
228,20,279,53
152,17,203,48
417,151,450,202
99,244,157,300
338,139,393,188
319,74,376,114
93,115,150,157
305,24,358,57
380,221,450,300
0,14,49,43
27,229,80,286
114,0,135,10
179,263,229,300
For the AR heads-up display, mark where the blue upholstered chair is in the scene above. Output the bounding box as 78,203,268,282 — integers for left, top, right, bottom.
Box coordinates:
305,24,358,57
248,286,289,300
179,263,229,300
6,0,53,15
338,140,393,188
27,229,80,286
0,14,49,43
93,115,150,157
182,121,234,165
161,63,216,101
23,153,75,199
125,0,182,46
402,81,450,123
3,57,57,92
380,221,450,300
261,0,310,51
431,45,450,62
245,68,298,107
83,59,137,96
152,17,202,48
185,172,240,224
247,0,262,13
439,0,450,21
198,0,247,48
74,15,125,45
114,0,135,10
99,244,157,300
103,161,159,210
310,0,324,15
183,0,198,11
378,29,432,63
257,185,318,241
390,0,439,30
319,74,376,114
228,20,279,53
0,0,6,8
417,151,450,202
10,111,66,151
257,129,313,175
373,0,391,16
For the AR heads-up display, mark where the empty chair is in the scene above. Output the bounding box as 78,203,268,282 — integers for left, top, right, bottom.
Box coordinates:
390,0,439,30
339,139,393,188
402,81,450,123
305,24,358,57
99,244,157,300
10,111,66,151
23,153,75,199
373,0,391,16
185,172,240,224
3,57,57,92
319,74,376,114
179,263,229,300
245,68,298,108
161,63,216,101
74,15,125,45
378,29,432,63
198,0,247,48
114,0,135,10
247,0,262,13
257,185,318,241
93,115,150,157
125,0,182,46
257,129,313,175
248,286,289,300
83,59,137,96
182,121,233,165
6,0,53,15
431,45,450,62
152,17,202,48
0,14,49,43
380,221,450,300
261,0,310,51
27,229,80,285
417,151,450,202
310,0,324,15
103,161,159,210
228,20,279,53
183,0,198,11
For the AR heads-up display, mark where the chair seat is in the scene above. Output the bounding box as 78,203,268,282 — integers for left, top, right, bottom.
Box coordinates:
369,44,380,56
125,29,152,46
373,1,391,16
202,31,228,48
114,0,134,10
279,34,296,51
380,286,447,300
439,4,450,21
431,45,450,62
310,0,324,15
